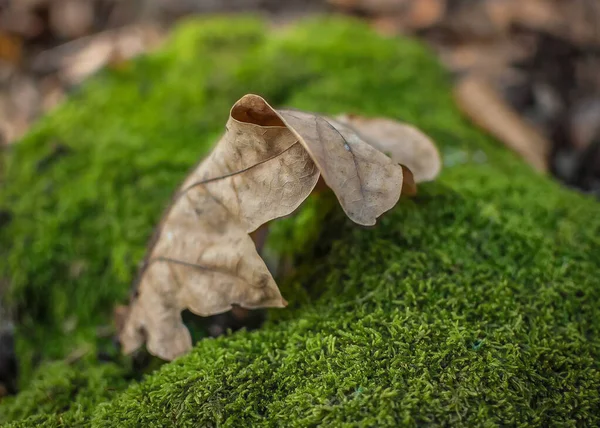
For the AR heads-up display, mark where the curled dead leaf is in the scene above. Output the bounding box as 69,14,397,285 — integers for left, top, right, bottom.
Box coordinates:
119,94,441,360
400,165,418,196
332,113,442,183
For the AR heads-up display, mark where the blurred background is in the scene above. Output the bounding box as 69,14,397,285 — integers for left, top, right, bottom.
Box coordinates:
1,0,599,195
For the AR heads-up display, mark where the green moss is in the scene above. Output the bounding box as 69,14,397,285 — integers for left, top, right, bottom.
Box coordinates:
0,360,128,426
1,16,599,426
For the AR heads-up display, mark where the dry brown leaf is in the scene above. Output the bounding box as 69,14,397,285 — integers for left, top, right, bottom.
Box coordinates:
119,94,440,360
400,165,418,196
569,98,600,150
277,109,404,224
406,0,446,29
334,0,445,34
0,32,22,65
328,0,410,14
454,74,550,172
31,24,164,85
332,114,442,183
49,0,94,39
485,0,563,35
438,40,533,77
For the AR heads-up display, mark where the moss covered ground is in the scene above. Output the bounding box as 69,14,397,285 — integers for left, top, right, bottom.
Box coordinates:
1,16,599,427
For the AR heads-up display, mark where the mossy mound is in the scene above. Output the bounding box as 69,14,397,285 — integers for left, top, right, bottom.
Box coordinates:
1,16,599,426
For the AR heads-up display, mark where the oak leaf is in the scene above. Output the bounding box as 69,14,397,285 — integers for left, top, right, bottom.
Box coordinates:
119,94,441,360
332,113,442,183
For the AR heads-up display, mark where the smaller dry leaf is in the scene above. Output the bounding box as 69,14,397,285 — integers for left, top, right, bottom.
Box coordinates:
332,113,442,183
119,94,441,360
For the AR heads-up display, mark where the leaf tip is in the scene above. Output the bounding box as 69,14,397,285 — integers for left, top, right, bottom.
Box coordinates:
401,164,418,196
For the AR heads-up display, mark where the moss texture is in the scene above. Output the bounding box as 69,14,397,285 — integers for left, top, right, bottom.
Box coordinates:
1,16,600,426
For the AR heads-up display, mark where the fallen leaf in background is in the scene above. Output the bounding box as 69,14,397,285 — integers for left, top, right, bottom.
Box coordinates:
31,24,164,85
569,98,600,151
485,0,561,34
0,32,22,65
333,0,446,34
438,40,533,79
119,94,441,360
454,74,550,172
406,0,446,29
328,0,409,14
49,0,95,39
